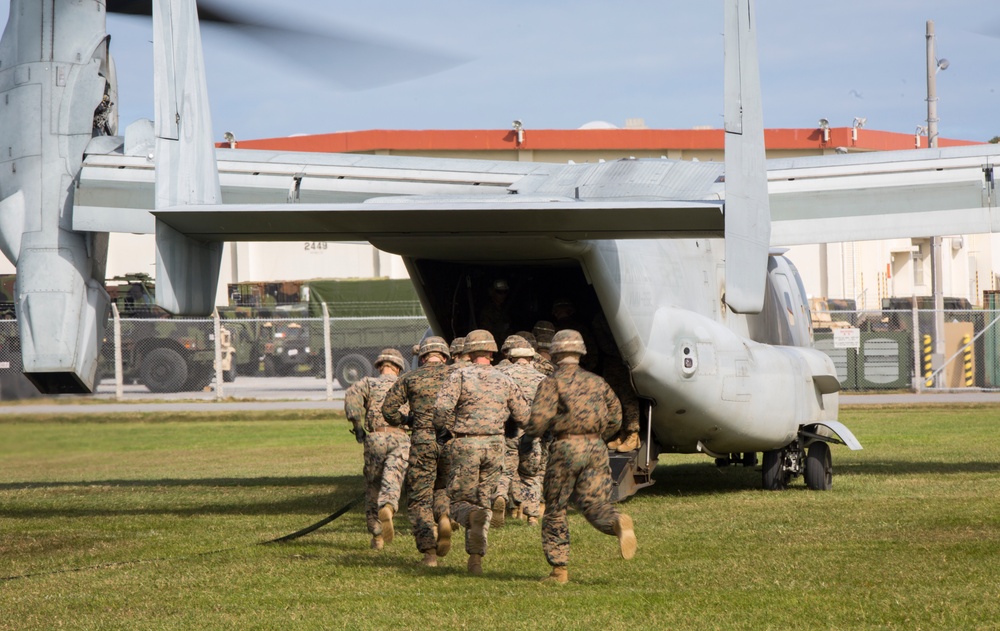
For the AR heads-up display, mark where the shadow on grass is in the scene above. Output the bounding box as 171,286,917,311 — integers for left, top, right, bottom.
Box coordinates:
1,475,365,520
0,475,354,491
638,458,1000,497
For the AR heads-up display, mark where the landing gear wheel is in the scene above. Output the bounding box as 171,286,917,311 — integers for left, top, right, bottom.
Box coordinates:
140,347,188,393
762,449,789,491
741,452,758,467
335,353,373,387
805,441,833,491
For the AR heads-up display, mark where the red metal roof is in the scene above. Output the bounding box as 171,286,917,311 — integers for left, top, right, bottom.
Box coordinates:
226,128,982,153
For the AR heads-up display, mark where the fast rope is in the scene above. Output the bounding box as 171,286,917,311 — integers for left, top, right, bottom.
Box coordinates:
0,493,364,583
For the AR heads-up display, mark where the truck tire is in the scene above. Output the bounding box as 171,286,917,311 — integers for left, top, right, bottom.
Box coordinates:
184,365,214,391
335,353,372,387
141,347,188,393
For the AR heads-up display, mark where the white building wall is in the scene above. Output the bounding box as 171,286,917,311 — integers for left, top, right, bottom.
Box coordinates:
787,233,998,308
1,237,409,307
4,230,1000,308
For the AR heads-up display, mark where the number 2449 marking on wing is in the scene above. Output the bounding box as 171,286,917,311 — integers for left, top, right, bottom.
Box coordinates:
304,242,328,251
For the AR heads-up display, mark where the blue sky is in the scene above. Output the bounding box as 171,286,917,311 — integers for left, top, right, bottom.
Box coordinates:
3,1,998,141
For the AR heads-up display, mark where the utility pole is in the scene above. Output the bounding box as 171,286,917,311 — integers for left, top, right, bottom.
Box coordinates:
926,20,946,387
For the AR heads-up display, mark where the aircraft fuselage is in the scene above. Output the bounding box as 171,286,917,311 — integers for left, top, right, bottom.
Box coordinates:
379,233,838,458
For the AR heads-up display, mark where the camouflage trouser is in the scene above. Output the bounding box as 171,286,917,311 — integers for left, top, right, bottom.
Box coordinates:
406,430,452,553
542,436,619,568
363,431,410,537
493,434,521,503
515,435,548,518
448,434,504,556
605,361,640,435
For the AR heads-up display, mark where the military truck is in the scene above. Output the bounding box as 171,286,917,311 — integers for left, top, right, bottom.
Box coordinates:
101,274,235,392
227,277,429,385
0,273,234,394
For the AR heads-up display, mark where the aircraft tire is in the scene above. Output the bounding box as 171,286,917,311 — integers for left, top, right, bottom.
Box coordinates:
804,442,832,491
762,449,788,491
141,347,188,393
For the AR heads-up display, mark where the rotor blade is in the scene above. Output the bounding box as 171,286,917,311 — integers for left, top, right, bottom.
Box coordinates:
106,0,241,25
223,22,468,90
106,1,469,90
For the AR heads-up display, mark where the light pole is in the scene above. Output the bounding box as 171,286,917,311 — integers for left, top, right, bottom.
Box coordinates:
926,20,948,386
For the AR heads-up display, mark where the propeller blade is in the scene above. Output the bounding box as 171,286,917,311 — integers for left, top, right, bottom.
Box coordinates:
106,1,469,90
106,0,242,25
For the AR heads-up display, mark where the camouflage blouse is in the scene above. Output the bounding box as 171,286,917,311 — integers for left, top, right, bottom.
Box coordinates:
433,363,529,435
526,364,622,441
382,362,451,431
345,373,406,432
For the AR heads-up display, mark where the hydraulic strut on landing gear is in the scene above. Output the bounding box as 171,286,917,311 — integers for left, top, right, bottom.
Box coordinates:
761,420,863,491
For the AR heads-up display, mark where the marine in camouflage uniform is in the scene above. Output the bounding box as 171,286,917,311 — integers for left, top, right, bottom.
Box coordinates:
450,336,470,366
433,329,530,575
531,321,556,376
592,311,642,452
525,329,637,584
382,336,455,567
517,322,555,522
344,348,410,550
495,335,546,528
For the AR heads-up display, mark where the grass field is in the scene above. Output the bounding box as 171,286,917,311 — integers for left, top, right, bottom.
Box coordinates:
1,406,999,630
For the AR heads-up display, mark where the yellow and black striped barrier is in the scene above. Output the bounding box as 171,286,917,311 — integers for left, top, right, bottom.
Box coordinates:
923,334,933,387
963,334,973,387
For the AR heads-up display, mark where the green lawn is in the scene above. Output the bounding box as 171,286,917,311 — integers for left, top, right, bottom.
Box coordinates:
1,406,998,630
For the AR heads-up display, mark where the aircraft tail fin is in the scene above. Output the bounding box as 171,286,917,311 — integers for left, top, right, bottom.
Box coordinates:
723,0,770,314
151,0,223,315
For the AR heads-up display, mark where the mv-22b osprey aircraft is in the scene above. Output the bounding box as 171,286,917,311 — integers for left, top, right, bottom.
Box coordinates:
2,0,998,496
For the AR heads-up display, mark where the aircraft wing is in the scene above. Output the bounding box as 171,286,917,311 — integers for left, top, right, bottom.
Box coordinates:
768,144,1000,245
150,197,724,242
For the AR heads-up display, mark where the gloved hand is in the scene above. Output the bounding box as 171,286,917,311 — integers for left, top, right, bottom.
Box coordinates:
350,423,366,443
402,413,415,428
435,426,453,446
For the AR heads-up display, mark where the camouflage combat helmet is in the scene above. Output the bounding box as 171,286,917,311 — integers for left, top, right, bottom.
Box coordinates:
513,330,537,350
532,320,556,339
464,329,498,353
450,337,466,356
419,336,451,359
549,329,586,356
501,335,534,358
375,348,406,370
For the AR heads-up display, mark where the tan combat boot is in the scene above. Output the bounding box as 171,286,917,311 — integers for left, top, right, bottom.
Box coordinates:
614,514,637,560
511,504,523,521
606,436,622,450
421,551,438,567
468,507,488,553
491,496,506,528
541,566,568,584
436,514,452,557
370,535,384,551
378,505,395,544
526,516,538,526
467,553,483,575
616,432,641,452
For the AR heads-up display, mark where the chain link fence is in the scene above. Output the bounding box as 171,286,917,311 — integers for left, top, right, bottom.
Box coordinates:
812,306,1000,392
5,304,1000,398
0,310,429,400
